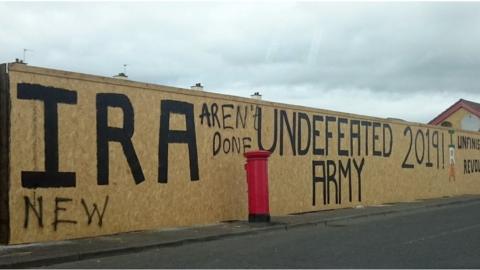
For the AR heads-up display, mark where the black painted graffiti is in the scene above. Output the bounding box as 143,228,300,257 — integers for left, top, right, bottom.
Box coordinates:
53,197,77,231
198,102,252,129
17,83,77,188
458,136,480,174
24,193,109,230
312,158,365,205
458,136,480,151
256,107,393,157
23,193,43,228
81,196,109,226
212,132,252,155
464,159,480,174
159,100,199,182
19,83,467,215
199,103,248,129
17,84,200,187
97,93,145,185
401,126,445,169
199,102,255,156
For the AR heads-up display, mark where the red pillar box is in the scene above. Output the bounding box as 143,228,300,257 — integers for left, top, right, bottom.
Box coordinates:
244,150,271,222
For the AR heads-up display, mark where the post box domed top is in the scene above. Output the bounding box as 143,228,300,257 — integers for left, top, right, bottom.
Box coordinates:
244,150,271,159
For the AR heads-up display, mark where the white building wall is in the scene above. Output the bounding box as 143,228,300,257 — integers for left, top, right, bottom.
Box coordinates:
461,113,480,132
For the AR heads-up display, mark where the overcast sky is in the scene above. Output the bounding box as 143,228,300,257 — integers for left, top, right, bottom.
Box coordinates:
1,1,479,123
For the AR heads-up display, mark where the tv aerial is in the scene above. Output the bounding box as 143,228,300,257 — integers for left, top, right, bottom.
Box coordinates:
23,48,34,63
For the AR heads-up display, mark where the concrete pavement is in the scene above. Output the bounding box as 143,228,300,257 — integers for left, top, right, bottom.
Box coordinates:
1,195,479,268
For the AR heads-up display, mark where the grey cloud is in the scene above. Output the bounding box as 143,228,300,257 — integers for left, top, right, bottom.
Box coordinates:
0,2,479,122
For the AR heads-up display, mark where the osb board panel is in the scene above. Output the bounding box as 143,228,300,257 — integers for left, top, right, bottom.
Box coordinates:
5,64,480,244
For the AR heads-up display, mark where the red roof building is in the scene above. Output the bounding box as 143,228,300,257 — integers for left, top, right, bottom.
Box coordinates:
429,99,480,132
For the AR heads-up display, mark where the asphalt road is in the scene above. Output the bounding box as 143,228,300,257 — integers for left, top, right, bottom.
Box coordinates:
46,200,480,268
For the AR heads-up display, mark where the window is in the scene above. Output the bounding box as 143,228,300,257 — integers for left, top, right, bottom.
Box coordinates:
441,121,452,127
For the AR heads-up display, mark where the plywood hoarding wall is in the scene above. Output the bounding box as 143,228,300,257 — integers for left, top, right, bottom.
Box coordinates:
0,63,479,244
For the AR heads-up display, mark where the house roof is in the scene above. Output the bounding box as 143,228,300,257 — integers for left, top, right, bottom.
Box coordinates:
429,98,480,125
